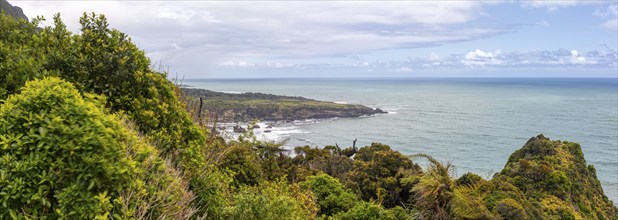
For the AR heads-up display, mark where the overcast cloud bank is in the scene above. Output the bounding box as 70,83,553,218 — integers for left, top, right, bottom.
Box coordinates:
16,1,618,78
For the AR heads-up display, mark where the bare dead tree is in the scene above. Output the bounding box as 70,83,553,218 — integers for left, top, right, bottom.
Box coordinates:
198,97,203,126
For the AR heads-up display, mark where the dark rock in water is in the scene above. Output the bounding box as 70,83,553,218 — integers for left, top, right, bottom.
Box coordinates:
233,125,247,133
266,125,273,129
0,0,28,21
263,130,271,133
217,126,226,130
252,124,260,129
375,108,387,114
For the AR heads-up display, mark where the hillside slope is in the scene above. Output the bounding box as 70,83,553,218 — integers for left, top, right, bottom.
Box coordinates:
451,135,617,219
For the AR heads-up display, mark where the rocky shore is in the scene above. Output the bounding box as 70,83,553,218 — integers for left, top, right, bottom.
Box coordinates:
182,87,386,122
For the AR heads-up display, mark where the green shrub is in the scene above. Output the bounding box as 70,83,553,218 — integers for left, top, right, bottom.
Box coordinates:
0,11,209,166
1,11,219,215
455,172,483,187
0,13,46,99
493,198,528,219
190,167,233,219
219,142,264,187
293,145,354,182
0,77,194,219
346,143,422,208
67,13,209,167
496,135,617,219
301,174,358,216
224,180,317,219
332,201,398,220
450,183,494,219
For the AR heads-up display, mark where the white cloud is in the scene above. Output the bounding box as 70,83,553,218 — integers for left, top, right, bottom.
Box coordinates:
456,48,611,67
521,0,580,11
219,48,617,74
15,1,503,77
220,60,295,69
535,20,551,27
428,52,441,66
595,5,618,30
594,4,618,17
220,60,254,68
429,52,440,61
461,49,503,66
569,50,588,64
11,1,616,77
521,0,608,12
395,67,413,72
600,19,618,30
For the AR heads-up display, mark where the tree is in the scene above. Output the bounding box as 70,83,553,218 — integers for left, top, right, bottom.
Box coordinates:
300,174,358,216
219,141,264,187
346,143,422,208
293,145,354,182
0,12,224,216
0,12,45,99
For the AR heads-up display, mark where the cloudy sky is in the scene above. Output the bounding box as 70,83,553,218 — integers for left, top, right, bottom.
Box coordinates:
14,0,618,78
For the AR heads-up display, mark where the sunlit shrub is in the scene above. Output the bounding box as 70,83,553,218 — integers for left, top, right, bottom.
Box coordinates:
301,174,358,216
225,179,317,219
0,77,194,219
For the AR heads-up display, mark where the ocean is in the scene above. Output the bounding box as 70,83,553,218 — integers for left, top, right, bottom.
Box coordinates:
184,77,618,202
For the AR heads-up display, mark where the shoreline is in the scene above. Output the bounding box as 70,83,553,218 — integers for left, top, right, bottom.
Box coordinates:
182,87,387,123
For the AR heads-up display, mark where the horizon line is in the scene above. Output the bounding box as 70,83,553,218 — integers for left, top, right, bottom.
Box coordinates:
178,76,618,81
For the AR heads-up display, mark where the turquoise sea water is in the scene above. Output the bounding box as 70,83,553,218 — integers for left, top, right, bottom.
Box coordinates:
185,77,618,202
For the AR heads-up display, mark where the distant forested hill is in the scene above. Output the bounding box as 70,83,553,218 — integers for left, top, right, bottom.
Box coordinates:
182,87,386,122
0,0,27,21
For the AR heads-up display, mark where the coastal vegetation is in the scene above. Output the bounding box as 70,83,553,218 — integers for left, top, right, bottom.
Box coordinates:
181,88,385,123
1,5,617,220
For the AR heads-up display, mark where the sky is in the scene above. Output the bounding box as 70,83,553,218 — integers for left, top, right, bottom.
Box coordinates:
13,0,618,78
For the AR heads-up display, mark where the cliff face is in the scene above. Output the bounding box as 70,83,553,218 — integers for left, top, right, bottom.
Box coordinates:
0,0,27,21
453,134,617,219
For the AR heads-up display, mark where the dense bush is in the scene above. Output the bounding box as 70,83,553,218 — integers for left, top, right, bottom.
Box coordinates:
0,14,46,99
0,77,194,219
454,172,483,187
224,180,317,219
332,201,409,220
346,143,422,208
219,142,264,187
0,12,222,215
0,11,208,165
293,145,354,182
301,174,358,216
449,135,617,219
495,134,617,219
